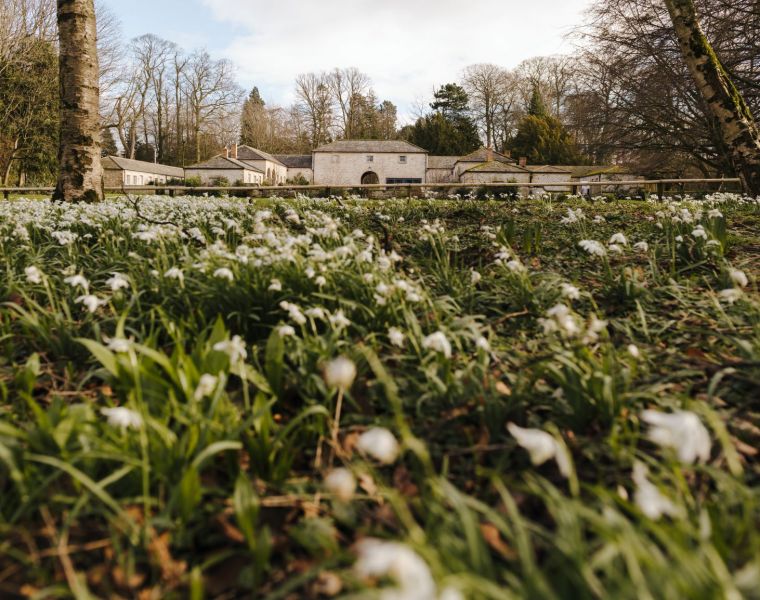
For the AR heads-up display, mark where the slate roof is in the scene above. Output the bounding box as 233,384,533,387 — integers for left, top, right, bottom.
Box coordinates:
562,165,629,178
456,148,515,164
103,156,184,178
185,156,264,173
524,165,574,174
235,145,286,166
428,156,460,169
274,154,313,169
463,161,529,174
314,140,427,153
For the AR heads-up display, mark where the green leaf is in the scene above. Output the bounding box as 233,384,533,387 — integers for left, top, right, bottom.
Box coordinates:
77,339,118,376
233,472,260,550
265,328,284,397
191,440,242,470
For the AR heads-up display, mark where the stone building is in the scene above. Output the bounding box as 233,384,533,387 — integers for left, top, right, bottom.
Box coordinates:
185,156,264,185
458,160,531,185
275,154,314,183
102,156,184,187
312,140,427,186
233,145,288,184
525,165,574,193
426,156,459,183
453,148,515,180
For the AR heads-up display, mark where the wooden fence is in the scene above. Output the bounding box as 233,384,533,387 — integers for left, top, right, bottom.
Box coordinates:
0,178,743,200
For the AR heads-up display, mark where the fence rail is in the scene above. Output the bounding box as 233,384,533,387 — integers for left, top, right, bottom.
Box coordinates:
0,178,743,199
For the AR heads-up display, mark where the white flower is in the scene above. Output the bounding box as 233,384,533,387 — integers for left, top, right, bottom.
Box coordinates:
578,240,607,257
280,301,307,325
632,462,681,520
357,428,400,464
707,209,723,219
544,304,581,337
507,423,570,477
675,235,684,243
164,267,184,283
268,278,282,291
633,241,649,253
718,288,743,304
471,270,481,285
213,335,247,363
329,309,351,330
101,407,143,430
107,338,131,353
355,538,436,600
278,325,295,337
609,232,628,245
422,331,452,359
505,260,526,274
475,336,490,351
691,226,707,239
306,307,326,320
627,344,641,359
388,327,405,348
315,275,327,287
608,243,624,255
65,274,89,292
25,266,43,284
640,409,711,464
324,356,357,390
324,468,356,502
194,374,218,400
214,267,234,281
106,273,130,292
560,283,580,300
729,269,748,288
76,294,105,313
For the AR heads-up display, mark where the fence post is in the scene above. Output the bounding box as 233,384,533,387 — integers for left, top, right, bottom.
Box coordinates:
657,181,665,199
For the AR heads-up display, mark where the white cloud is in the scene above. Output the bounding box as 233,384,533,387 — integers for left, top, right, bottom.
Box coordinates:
201,0,591,120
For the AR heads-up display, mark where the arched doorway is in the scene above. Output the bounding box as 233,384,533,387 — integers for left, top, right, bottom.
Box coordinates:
361,171,379,185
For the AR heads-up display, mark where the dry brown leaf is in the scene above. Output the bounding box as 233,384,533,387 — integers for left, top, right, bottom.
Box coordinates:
479,522,517,560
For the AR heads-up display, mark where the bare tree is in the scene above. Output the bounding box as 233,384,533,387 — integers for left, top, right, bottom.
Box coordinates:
327,67,371,139
295,72,333,148
664,0,760,194
462,63,516,148
54,0,103,202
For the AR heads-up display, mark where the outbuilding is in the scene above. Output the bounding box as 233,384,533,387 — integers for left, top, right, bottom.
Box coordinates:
185,156,264,186
312,140,427,186
102,156,184,188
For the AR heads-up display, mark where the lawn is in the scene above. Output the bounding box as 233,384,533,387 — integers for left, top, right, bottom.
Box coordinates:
1,193,758,599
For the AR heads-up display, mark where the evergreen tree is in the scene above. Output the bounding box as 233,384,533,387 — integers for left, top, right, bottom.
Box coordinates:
527,86,548,117
240,86,267,147
510,113,581,165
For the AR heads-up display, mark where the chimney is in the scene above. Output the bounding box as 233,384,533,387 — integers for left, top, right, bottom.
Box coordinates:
486,146,494,162
519,156,527,167
232,143,238,159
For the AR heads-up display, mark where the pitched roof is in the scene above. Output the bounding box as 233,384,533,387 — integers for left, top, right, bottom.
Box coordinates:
185,156,263,172
103,156,185,178
525,165,573,173
235,145,286,166
456,148,515,165
561,165,629,178
274,154,313,169
313,140,427,154
463,161,529,174
428,156,460,169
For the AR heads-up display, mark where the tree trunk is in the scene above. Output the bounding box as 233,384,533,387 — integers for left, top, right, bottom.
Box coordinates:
54,0,103,202
664,0,760,196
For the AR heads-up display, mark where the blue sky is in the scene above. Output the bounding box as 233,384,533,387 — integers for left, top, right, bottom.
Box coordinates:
104,0,593,121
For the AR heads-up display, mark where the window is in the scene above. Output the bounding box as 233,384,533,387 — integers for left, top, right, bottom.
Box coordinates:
367,155,374,162
386,178,422,184
399,155,407,164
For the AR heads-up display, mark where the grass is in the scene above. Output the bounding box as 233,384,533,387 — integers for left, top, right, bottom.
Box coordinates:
0,193,758,599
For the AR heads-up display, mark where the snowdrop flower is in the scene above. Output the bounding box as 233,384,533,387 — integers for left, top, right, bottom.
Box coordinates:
278,324,295,337
280,301,307,325
632,462,681,520
304,266,316,279
691,226,707,239
633,241,649,253
328,309,351,330
475,336,490,351
354,539,436,600
471,270,481,285
268,278,282,291
718,288,743,304
164,267,184,283
65,274,89,292
101,407,143,431
675,235,684,243
213,267,234,281
560,283,580,300
507,423,570,478
213,335,247,363
707,209,723,219
422,331,452,359
324,468,356,502
194,374,219,400
729,268,748,288
25,266,43,284
608,243,624,255
593,215,606,224
609,232,628,245
583,315,608,344
627,344,641,359
641,409,711,464
106,273,130,292
505,260,526,274
357,428,400,464
578,240,607,257
76,295,104,313
388,327,405,347
324,356,357,390
315,275,327,287
107,338,132,353
306,307,326,320
544,304,581,338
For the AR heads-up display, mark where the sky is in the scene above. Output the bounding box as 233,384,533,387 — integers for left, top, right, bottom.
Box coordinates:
105,0,593,122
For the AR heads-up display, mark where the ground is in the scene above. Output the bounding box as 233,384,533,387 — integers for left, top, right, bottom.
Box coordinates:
0,194,758,599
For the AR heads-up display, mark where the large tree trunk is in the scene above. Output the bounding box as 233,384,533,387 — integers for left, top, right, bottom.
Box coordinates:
54,0,103,202
664,0,760,196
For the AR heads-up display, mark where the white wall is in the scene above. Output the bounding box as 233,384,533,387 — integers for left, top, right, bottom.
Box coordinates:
313,152,427,185
186,168,262,185
286,167,314,183
246,159,287,184
529,172,572,194
459,171,530,184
